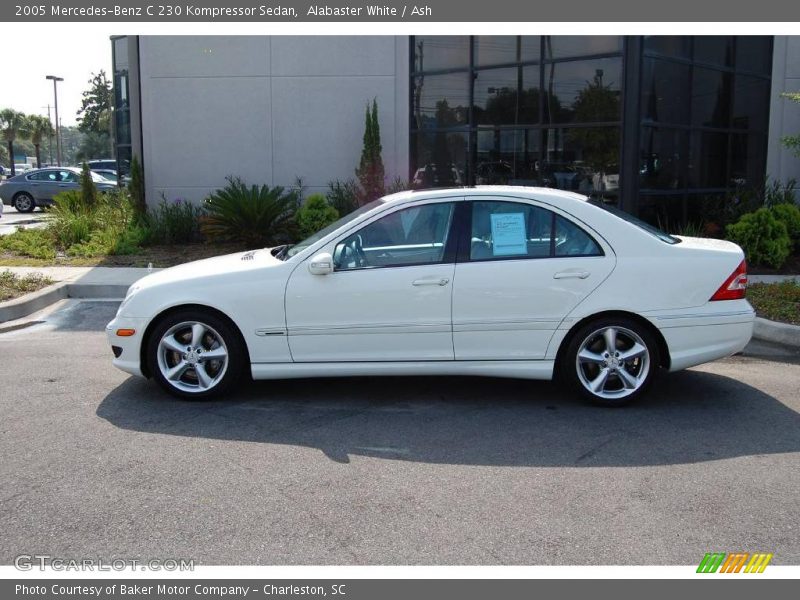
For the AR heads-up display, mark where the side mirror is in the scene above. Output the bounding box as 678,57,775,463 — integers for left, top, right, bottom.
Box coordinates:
308,252,334,275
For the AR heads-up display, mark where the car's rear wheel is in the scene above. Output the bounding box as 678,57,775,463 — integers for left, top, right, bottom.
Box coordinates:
562,317,659,407
13,192,35,213
147,310,245,400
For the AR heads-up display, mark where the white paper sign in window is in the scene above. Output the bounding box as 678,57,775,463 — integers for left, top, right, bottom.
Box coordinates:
490,212,527,256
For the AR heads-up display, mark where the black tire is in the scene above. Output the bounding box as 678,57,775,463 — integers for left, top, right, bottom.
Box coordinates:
13,192,36,213
561,316,660,407
146,309,246,400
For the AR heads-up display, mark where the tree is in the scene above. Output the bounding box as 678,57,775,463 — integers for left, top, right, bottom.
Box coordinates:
128,155,145,218
76,71,112,135
26,115,54,168
0,109,27,176
80,162,98,209
76,71,113,159
355,99,385,205
782,92,800,157
567,74,622,173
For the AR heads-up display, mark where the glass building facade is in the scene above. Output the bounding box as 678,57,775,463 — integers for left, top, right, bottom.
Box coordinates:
410,36,773,225
111,36,132,176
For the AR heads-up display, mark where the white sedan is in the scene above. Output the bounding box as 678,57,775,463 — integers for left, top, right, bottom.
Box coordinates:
107,187,754,406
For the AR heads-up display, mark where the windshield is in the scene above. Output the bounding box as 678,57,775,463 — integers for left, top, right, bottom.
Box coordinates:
90,171,114,183
282,198,387,259
588,200,680,244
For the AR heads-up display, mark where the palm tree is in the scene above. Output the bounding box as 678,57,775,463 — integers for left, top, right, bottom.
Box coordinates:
27,115,54,168
0,109,27,176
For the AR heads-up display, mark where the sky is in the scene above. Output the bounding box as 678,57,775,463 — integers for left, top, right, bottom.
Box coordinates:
0,30,113,127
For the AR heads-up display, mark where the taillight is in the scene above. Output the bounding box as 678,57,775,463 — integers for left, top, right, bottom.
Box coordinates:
710,259,747,301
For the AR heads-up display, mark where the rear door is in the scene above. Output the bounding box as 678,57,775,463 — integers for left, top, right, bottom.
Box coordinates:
452,198,616,360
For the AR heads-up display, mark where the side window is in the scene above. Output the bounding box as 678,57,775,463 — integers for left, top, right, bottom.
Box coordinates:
470,201,553,261
59,171,77,183
554,215,603,256
334,202,455,271
27,171,51,181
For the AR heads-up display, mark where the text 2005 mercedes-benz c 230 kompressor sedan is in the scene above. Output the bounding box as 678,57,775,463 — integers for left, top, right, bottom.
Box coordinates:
107,187,754,406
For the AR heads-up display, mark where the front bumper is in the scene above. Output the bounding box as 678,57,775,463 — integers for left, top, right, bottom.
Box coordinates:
106,315,150,378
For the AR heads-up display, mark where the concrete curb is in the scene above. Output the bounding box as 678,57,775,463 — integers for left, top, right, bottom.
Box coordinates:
0,282,68,323
753,317,800,348
0,282,126,324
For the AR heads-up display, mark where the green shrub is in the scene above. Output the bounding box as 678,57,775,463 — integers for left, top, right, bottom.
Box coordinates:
202,177,298,249
128,155,146,218
326,179,359,216
770,202,800,250
0,227,56,259
296,194,339,239
80,162,98,209
143,195,204,245
726,208,791,268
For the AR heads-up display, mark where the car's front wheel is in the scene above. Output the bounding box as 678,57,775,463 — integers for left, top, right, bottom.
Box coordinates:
13,192,36,213
562,317,659,406
147,310,245,400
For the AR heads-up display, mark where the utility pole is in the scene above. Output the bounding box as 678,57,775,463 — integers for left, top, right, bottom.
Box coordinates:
42,105,53,165
46,75,64,166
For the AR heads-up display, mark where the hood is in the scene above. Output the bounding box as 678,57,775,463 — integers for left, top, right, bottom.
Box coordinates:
132,248,282,293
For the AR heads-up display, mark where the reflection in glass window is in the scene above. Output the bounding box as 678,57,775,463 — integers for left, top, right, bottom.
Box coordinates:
543,58,622,124
733,75,770,132
543,127,620,199
473,66,539,125
470,201,554,260
730,132,767,189
640,128,686,190
689,131,729,188
694,36,733,67
475,36,518,67
554,215,603,256
520,36,541,63
643,36,691,58
412,131,468,188
475,128,540,185
735,37,772,74
543,36,622,60
334,203,455,270
641,58,690,125
691,67,732,128
412,73,470,129
413,36,470,72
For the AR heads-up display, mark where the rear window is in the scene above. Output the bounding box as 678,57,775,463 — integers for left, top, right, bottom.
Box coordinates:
589,200,680,244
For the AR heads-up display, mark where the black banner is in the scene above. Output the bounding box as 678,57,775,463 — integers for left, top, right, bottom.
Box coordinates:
4,579,800,600
3,0,800,22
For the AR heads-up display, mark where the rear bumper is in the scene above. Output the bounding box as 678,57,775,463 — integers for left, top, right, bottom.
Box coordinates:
106,315,149,378
647,301,755,371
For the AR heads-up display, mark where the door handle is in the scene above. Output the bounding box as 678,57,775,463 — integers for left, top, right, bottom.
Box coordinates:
412,278,450,286
553,270,590,279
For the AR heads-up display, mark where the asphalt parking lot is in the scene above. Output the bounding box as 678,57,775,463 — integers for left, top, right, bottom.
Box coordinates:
0,205,48,236
1,300,799,565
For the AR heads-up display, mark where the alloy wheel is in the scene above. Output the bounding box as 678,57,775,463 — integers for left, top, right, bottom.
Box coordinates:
156,321,229,394
575,325,650,400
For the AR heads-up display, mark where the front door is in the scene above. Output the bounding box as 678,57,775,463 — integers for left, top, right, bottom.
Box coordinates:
285,200,459,362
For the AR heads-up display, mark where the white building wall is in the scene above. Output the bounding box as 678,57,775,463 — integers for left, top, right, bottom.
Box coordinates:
767,36,800,185
138,36,409,205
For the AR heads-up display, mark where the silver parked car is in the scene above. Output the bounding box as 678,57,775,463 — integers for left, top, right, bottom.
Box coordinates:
0,167,117,212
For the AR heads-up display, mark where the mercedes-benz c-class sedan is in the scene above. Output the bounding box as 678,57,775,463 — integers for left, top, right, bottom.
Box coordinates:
107,187,754,406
